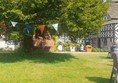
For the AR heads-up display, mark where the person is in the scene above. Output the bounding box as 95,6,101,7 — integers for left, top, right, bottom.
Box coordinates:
108,42,117,57
110,43,117,53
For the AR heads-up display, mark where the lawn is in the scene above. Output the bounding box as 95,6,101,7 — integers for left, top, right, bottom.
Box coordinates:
0,52,112,83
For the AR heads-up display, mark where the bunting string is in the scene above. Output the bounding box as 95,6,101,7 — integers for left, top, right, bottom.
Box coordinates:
0,20,60,34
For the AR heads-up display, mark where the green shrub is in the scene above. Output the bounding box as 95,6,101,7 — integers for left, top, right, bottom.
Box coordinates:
92,47,108,52
63,42,79,51
63,42,71,51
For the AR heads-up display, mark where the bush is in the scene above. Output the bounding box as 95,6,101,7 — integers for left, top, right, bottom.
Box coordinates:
63,42,79,51
92,47,108,52
63,42,71,51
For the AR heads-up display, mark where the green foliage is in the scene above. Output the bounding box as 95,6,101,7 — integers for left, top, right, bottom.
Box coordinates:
0,0,109,47
0,27,3,32
63,42,71,51
66,0,109,38
10,31,20,40
63,42,78,51
53,35,58,51
92,47,108,52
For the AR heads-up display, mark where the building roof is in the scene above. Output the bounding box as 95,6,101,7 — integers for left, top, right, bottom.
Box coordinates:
112,0,118,2
103,20,118,25
108,3,118,19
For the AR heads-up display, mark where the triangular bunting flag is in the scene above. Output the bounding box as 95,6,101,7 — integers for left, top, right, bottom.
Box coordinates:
25,24,31,34
0,22,6,31
39,25,45,34
52,23,58,31
11,21,18,27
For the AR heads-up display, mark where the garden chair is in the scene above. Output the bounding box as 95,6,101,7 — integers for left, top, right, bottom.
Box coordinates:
107,51,112,58
110,49,118,83
108,44,117,58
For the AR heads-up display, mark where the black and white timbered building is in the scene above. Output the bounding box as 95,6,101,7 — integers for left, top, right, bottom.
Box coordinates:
84,0,118,49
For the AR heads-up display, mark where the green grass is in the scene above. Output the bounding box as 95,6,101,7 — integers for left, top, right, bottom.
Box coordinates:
0,52,112,83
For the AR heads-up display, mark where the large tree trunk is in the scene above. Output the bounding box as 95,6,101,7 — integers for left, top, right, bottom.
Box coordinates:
21,30,54,52
22,36,34,52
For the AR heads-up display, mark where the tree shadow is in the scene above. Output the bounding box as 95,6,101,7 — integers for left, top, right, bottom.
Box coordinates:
0,52,78,64
99,55,112,59
98,55,113,67
86,77,109,83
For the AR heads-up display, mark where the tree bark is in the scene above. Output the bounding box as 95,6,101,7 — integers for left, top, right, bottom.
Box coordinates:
22,36,34,52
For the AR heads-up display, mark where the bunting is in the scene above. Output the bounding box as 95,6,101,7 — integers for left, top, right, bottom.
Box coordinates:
0,22,6,36
52,23,58,31
11,21,18,27
0,22,6,31
1,21,60,34
25,24,31,34
103,0,106,2
39,25,45,34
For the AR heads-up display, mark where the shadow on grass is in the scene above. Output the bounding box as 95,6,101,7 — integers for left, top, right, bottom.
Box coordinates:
99,55,113,63
99,55,112,59
0,52,77,63
86,77,109,83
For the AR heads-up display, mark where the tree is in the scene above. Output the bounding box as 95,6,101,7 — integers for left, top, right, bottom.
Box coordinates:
60,0,109,38
0,0,109,50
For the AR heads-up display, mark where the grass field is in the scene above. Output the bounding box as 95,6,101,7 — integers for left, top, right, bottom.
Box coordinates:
0,52,113,83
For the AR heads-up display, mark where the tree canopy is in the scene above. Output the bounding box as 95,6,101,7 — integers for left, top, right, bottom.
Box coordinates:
0,0,109,40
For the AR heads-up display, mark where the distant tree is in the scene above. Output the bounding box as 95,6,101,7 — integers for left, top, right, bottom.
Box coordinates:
60,0,109,38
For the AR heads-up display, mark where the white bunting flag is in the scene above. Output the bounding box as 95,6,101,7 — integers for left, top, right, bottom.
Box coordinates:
52,23,58,31
103,0,106,2
11,21,18,27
